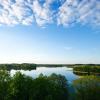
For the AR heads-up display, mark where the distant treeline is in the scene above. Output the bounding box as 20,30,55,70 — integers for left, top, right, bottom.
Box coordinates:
0,63,36,70
73,65,100,75
37,64,100,68
0,63,100,71
68,64,100,67
37,64,63,67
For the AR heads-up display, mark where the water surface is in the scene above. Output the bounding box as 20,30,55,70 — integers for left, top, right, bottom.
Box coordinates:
10,66,79,84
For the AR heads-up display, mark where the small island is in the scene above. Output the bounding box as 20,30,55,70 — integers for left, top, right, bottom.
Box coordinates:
73,65,100,75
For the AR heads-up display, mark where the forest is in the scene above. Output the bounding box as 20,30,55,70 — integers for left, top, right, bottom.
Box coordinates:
0,70,100,100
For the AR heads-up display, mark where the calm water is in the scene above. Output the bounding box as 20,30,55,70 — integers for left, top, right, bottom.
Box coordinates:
10,66,79,84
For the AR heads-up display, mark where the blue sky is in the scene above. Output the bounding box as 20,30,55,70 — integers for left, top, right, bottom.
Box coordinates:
0,0,100,64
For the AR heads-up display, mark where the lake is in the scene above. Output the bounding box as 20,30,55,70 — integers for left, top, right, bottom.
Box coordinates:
10,66,79,84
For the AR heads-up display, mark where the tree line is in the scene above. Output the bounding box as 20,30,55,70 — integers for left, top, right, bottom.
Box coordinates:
0,64,36,70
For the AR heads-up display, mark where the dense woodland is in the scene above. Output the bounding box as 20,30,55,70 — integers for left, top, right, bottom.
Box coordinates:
0,70,100,100
0,70,68,100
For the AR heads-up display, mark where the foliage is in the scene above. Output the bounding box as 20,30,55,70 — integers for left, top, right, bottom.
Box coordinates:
0,70,11,100
0,70,69,100
0,70,100,100
73,65,100,75
0,64,36,70
32,73,68,100
73,76,100,100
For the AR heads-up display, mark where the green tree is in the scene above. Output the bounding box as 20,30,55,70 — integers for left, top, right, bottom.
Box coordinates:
73,76,100,100
0,70,11,100
48,74,68,100
31,74,69,100
9,72,33,100
0,70,69,100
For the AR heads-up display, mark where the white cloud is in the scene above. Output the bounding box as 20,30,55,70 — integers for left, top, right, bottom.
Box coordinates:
32,0,53,26
57,0,100,27
22,15,34,25
0,0,99,27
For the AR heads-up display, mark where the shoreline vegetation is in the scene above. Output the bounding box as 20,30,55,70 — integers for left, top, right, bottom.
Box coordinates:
73,65,100,75
0,70,100,100
0,63,100,72
73,71,100,75
0,70,69,100
73,75,100,100
0,64,100,75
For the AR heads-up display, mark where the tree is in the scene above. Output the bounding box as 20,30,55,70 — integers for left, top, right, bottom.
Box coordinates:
0,70,69,100
73,76,100,100
9,72,33,100
0,70,11,100
31,74,69,100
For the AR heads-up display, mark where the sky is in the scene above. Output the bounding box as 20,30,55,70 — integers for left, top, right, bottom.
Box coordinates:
0,0,100,64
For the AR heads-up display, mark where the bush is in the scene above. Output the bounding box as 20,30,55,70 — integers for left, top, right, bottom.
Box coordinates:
0,70,11,100
0,70,69,100
73,76,100,100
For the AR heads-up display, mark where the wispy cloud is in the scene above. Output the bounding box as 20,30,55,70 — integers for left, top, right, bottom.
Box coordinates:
0,0,99,27
32,0,53,26
57,0,100,27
